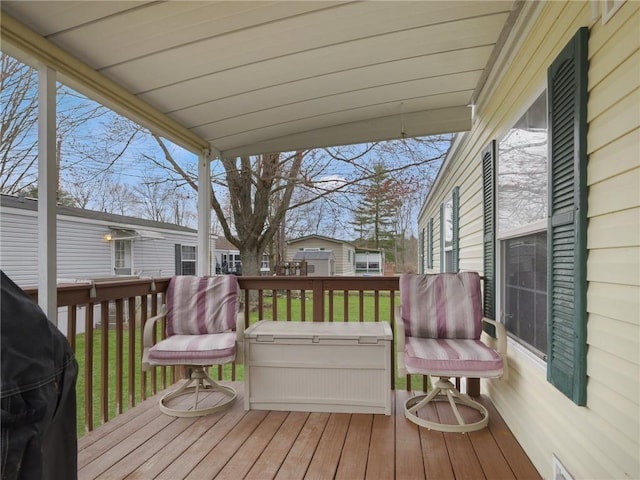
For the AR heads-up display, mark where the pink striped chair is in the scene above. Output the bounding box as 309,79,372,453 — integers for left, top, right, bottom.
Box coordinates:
396,272,506,432
142,275,241,417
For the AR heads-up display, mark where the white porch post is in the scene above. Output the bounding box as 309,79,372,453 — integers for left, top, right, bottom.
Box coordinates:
197,149,212,276
37,64,57,324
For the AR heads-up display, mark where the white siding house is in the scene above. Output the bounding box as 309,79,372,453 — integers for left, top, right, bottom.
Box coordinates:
0,194,216,288
417,2,639,479
286,235,356,276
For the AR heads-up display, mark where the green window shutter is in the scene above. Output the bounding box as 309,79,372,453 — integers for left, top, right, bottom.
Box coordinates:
175,244,182,275
427,218,434,270
419,228,425,274
440,202,445,272
452,186,460,272
547,27,588,406
482,141,497,336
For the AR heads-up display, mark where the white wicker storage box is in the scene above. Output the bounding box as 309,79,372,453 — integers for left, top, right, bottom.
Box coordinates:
244,320,392,415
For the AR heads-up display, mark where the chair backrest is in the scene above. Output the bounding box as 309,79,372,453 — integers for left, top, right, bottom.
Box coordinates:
400,272,483,339
165,275,239,336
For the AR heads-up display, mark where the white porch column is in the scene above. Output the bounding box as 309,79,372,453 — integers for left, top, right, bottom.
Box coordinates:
197,149,212,276
37,64,57,323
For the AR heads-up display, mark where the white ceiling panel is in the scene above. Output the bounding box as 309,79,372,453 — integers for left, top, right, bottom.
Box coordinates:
1,1,521,156
166,46,492,128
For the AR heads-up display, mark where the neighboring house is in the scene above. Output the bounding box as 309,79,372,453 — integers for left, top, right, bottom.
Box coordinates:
213,237,242,275
213,237,271,275
286,235,356,276
292,249,335,276
0,194,216,288
417,3,639,480
354,247,384,276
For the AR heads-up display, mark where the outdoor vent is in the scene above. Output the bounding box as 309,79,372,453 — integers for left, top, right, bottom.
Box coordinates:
552,455,574,480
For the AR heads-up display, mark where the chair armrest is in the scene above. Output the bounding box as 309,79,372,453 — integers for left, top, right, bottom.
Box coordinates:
394,305,407,377
141,306,166,371
234,312,245,365
481,317,507,355
482,317,508,380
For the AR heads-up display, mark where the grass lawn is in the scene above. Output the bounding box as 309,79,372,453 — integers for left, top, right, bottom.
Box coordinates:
73,291,408,437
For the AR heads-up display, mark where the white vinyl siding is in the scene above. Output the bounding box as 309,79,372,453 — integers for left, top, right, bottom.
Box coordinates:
0,202,205,287
0,209,40,286
416,1,639,478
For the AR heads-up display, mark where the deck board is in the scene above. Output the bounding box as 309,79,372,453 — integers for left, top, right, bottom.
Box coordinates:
274,412,329,480
394,390,427,479
305,413,350,479
245,412,311,480
335,414,373,480
365,395,395,480
77,382,541,480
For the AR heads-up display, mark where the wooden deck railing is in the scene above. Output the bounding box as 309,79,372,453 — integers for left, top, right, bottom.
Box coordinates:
24,275,400,434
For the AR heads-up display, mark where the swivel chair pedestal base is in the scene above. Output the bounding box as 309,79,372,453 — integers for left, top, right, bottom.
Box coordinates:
404,377,489,433
159,366,236,417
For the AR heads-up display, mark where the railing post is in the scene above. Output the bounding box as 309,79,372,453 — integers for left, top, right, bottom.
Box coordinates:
115,298,124,415
312,278,324,321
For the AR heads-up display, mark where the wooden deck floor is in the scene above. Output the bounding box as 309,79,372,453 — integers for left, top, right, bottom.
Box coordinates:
78,382,541,479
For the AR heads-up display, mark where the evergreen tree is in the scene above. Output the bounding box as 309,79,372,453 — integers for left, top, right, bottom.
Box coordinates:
351,163,402,258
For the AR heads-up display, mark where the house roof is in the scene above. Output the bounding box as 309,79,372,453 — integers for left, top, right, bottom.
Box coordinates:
215,237,239,252
287,234,353,247
0,1,523,156
0,194,198,234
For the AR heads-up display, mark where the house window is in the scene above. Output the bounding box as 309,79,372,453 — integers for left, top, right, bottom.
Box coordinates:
440,187,459,273
497,90,548,357
443,198,454,272
426,218,434,270
602,0,625,24
114,240,132,275
502,231,547,356
260,254,270,272
487,28,587,404
497,91,548,233
220,252,241,274
175,244,196,275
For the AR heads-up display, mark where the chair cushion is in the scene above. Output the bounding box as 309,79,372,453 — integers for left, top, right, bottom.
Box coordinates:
400,272,483,339
147,332,236,366
405,337,503,378
166,275,238,335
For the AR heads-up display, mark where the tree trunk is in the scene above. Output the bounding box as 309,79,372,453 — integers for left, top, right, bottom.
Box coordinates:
240,247,261,277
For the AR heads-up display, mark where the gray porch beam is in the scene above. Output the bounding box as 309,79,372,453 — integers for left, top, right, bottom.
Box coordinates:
37,64,57,324
197,149,212,276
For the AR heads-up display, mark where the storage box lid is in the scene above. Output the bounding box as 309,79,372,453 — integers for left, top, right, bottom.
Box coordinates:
244,320,392,342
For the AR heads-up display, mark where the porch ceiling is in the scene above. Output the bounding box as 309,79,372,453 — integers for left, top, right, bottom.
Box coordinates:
1,1,519,157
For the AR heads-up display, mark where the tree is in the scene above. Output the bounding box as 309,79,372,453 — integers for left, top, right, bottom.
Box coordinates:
144,135,450,275
19,185,76,207
351,162,403,256
2,53,451,275
0,53,107,197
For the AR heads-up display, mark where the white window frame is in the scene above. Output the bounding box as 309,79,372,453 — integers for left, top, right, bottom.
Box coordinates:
442,195,455,273
602,0,625,24
180,245,197,275
113,239,133,275
495,87,549,359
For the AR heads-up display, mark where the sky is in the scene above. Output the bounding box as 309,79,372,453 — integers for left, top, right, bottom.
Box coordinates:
2,52,448,241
